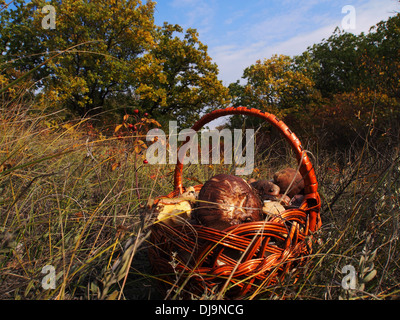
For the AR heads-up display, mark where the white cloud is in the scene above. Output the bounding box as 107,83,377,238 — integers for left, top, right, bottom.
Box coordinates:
352,0,399,33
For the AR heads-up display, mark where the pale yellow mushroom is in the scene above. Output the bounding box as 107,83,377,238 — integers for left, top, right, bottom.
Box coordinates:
156,199,192,227
262,200,286,219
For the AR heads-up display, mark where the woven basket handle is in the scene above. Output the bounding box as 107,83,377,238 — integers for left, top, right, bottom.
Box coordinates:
173,107,319,202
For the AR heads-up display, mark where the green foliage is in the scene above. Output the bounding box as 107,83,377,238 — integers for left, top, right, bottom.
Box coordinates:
138,23,230,127
38,0,157,116
230,54,319,118
304,28,364,96
0,0,46,74
304,14,400,100
0,0,228,124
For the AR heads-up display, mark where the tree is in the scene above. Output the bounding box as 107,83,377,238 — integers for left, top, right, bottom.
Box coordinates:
136,23,230,127
0,0,46,74
226,13,400,152
230,54,320,119
304,14,400,99
40,0,157,116
1,0,157,116
300,14,400,149
304,28,364,97
361,14,400,98
0,0,229,125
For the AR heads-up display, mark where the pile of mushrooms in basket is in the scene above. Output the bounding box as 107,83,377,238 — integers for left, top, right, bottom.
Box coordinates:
153,167,304,231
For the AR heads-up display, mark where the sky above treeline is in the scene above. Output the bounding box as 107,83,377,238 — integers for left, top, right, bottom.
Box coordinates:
154,0,400,85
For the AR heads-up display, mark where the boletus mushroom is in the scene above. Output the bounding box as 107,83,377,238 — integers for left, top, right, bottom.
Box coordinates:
250,179,291,205
194,174,263,230
273,167,304,198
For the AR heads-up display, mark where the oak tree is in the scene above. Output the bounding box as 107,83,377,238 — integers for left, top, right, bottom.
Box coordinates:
1,0,229,125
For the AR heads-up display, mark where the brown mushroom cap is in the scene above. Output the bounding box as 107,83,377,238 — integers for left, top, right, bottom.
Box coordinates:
273,167,304,198
195,174,263,230
250,180,280,199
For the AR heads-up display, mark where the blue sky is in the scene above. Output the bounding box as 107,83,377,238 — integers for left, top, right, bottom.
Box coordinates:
154,0,399,85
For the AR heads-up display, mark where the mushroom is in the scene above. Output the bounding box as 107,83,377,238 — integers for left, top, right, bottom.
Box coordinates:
156,199,192,227
262,200,286,217
194,174,263,230
250,179,280,198
179,186,198,203
250,179,290,206
290,194,305,207
273,167,304,198
155,187,197,227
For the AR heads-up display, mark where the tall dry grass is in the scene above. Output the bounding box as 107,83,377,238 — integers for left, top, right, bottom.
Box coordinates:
0,96,170,299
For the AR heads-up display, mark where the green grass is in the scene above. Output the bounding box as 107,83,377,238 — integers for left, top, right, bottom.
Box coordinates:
0,99,399,300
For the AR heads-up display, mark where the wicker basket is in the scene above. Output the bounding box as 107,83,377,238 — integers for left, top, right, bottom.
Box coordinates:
148,107,322,299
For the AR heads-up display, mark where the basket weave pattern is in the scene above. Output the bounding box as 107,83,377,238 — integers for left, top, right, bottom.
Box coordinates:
148,107,322,299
